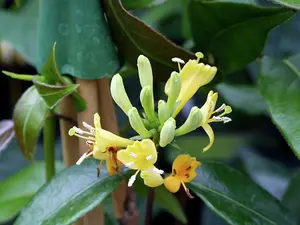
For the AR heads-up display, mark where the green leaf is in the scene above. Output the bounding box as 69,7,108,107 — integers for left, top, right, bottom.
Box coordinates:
216,83,267,115
0,0,37,65
282,171,300,222
40,43,86,112
189,0,294,73
13,86,49,160
240,149,291,199
259,56,300,158
103,0,194,81
0,161,64,223
122,0,156,10
37,0,120,79
188,162,296,225
0,120,14,153
33,80,79,109
134,177,187,224
270,0,300,10
15,160,128,225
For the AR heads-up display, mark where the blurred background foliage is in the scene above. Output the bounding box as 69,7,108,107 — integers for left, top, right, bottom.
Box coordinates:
1,0,300,224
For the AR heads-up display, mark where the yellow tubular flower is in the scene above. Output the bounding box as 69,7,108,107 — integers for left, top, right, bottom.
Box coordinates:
165,52,217,117
199,91,232,152
164,154,201,198
117,139,164,187
69,113,134,175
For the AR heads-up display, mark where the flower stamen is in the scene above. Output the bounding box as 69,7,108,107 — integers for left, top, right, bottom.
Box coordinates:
181,181,194,199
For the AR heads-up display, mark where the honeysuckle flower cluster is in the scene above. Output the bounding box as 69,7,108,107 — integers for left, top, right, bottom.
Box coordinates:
69,53,232,197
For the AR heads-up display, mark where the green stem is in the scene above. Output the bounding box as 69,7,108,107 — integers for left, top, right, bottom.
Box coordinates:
43,115,56,182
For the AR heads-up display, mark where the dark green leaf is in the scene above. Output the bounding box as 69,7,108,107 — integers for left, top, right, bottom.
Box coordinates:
0,0,37,65
282,171,300,222
13,86,49,160
216,83,267,115
0,161,64,223
122,0,156,10
189,0,294,73
33,80,79,109
37,0,119,79
134,177,187,224
240,149,291,199
259,56,300,158
0,120,14,153
270,0,300,10
15,160,127,225
103,0,194,81
188,162,296,225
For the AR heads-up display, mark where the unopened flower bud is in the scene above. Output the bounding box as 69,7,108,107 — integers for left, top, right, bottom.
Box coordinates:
166,72,181,111
137,55,153,88
159,118,176,147
158,100,170,124
140,85,155,121
128,107,152,138
110,74,133,115
175,107,202,136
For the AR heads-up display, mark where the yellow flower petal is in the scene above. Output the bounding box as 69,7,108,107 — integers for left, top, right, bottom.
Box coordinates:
202,123,214,152
97,129,134,148
141,167,164,187
106,154,122,175
172,154,201,182
172,60,217,117
164,176,181,193
117,139,158,170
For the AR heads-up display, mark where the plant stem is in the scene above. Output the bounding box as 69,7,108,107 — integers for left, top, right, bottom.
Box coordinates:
145,188,155,225
43,115,56,182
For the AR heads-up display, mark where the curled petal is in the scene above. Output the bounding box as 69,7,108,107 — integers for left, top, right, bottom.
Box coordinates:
202,123,214,152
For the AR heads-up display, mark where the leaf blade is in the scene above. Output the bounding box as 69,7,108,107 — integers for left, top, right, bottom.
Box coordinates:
188,162,296,225
13,86,49,160
14,160,127,225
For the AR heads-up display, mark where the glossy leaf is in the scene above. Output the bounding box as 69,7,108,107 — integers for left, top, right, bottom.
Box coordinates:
240,149,291,199
271,0,300,10
188,162,296,225
40,43,86,112
259,56,300,158
216,83,267,115
37,0,119,79
103,0,194,81
33,80,79,109
0,0,37,65
122,0,156,10
189,0,294,73
134,177,187,224
282,171,300,222
0,162,63,223
15,160,128,225
13,86,49,160
0,120,14,153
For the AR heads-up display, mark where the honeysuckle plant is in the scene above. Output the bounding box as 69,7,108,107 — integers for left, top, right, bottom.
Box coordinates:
70,53,232,196
1,1,300,225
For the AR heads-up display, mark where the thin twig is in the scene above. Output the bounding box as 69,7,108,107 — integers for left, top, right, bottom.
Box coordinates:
145,188,155,225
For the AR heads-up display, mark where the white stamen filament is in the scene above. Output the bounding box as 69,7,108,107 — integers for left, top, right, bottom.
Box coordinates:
146,155,153,161
222,117,232,123
73,126,84,135
153,168,164,174
76,151,93,165
214,104,226,113
125,162,134,167
212,116,223,122
128,170,140,187
82,122,94,133
130,152,137,158
171,57,185,64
